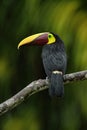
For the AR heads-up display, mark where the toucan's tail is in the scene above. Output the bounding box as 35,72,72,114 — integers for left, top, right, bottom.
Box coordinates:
49,71,64,97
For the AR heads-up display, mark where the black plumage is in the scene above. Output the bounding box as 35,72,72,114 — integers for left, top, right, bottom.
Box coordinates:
42,33,67,97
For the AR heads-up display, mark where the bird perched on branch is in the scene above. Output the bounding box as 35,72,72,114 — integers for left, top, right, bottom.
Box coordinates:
18,32,67,97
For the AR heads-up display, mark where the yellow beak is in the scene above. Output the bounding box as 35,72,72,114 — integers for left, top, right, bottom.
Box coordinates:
18,32,49,49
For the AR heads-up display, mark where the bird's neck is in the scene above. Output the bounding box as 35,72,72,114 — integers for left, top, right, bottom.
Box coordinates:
43,41,65,52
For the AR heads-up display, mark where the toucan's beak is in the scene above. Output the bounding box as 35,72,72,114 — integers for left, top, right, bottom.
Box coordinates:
18,32,49,49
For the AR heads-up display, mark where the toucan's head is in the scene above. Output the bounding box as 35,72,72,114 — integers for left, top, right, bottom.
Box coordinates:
18,32,56,49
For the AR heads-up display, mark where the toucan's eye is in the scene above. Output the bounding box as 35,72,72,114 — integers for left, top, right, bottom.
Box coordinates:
47,33,56,44
48,34,52,38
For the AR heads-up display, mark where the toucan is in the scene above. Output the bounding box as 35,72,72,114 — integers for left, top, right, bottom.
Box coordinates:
18,32,67,97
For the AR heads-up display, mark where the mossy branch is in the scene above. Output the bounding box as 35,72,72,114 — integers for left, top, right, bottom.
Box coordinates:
0,70,87,116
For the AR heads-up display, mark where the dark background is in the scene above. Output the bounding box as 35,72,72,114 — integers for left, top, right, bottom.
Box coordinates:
0,0,87,130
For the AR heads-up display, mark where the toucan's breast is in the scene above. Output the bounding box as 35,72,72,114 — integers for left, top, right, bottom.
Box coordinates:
42,42,67,78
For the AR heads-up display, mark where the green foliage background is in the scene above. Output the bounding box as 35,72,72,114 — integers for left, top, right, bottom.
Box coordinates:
0,0,87,130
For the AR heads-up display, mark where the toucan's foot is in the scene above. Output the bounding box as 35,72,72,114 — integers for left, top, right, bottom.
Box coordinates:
46,76,49,82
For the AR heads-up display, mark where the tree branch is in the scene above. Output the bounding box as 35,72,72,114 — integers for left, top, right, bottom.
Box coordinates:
0,70,87,116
